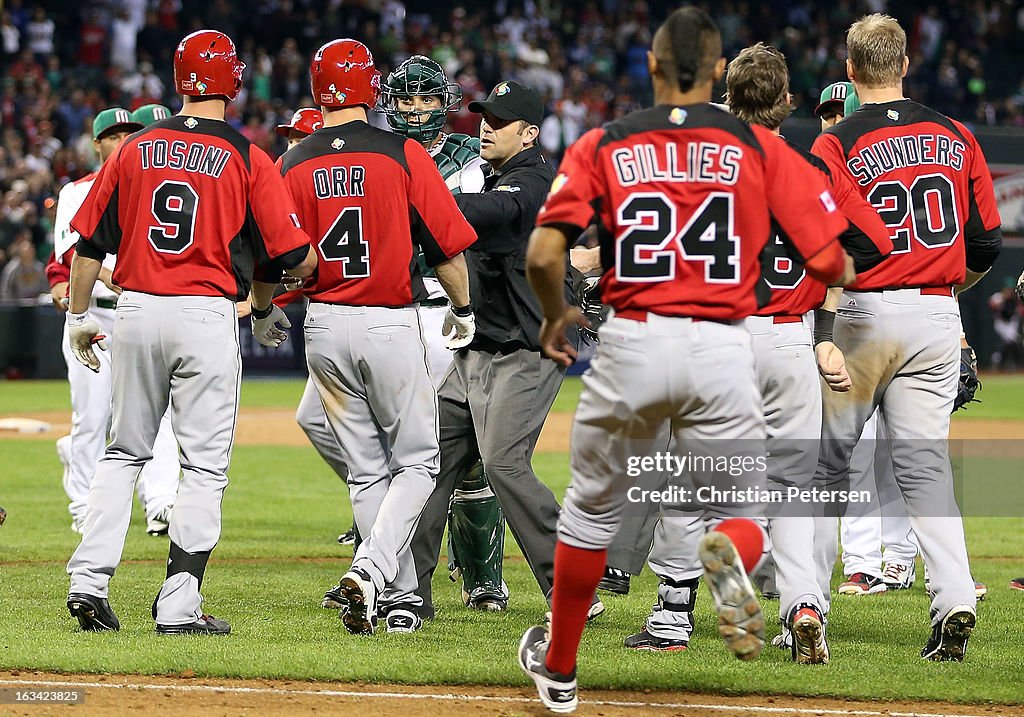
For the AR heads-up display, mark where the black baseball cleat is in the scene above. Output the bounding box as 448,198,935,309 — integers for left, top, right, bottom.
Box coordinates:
67,593,120,632
337,526,357,545
921,605,975,661
518,625,578,713
322,581,347,610
156,614,231,635
624,627,688,651
383,606,423,634
597,566,631,595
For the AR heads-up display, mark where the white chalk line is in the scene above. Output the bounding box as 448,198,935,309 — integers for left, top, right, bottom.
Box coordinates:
0,678,1006,717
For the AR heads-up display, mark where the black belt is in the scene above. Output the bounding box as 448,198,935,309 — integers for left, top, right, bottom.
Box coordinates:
95,297,117,310
420,297,449,308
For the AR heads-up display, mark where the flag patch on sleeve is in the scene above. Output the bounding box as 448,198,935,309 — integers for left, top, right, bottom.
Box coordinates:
819,190,837,213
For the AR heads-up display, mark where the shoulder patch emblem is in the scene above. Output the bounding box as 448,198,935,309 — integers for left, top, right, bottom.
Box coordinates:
549,173,568,196
494,184,521,192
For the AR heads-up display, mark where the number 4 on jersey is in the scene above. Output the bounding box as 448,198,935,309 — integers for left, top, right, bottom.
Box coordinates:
319,206,369,278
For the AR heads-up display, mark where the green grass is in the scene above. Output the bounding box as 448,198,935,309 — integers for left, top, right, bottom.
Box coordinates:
957,374,1024,421
1,378,1023,704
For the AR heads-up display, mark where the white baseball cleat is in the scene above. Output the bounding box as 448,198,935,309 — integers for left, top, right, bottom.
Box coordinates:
338,568,377,635
881,562,915,591
698,531,764,661
518,625,578,713
790,604,829,665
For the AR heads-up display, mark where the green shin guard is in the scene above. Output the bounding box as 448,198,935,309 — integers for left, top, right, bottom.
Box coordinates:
448,463,507,609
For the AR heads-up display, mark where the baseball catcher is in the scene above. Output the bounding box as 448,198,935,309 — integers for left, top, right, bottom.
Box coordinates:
381,55,508,611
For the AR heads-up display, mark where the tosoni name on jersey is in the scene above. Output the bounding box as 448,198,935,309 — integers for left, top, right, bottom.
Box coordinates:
612,142,742,187
846,133,965,186
138,139,232,178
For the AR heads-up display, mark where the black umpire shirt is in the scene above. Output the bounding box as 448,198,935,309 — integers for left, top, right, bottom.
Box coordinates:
455,145,576,353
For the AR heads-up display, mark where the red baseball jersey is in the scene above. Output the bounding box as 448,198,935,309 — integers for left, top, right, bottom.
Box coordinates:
71,115,312,300
280,121,476,306
538,104,848,320
757,139,893,317
812,99,1000,290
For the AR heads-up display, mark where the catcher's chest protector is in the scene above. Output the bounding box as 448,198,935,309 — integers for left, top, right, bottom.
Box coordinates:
433,133,480,181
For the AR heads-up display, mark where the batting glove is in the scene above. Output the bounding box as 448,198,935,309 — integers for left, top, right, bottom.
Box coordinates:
67,311,107,373
252,304,291,347
442,304,476,350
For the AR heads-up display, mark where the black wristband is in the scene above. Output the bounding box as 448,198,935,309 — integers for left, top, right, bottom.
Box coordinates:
251,304,274,320
451,303,473,317
813,308,836,346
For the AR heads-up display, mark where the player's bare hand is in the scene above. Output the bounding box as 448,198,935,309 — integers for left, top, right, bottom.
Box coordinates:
442,305,476,349
540,306,585,367
51,281,69,312
815,341,851,392
236,298,253,319
834,253,856,287
67,312,107,373
99,268,122,295
251,305,291,347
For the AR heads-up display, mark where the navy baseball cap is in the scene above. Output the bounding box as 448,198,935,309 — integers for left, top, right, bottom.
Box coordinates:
468,81,544,126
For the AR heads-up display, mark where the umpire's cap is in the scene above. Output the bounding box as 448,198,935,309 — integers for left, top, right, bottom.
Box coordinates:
469,81,544,126
93,107,143,140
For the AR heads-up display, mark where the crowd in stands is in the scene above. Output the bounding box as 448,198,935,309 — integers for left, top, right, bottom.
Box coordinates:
0,0,1022,295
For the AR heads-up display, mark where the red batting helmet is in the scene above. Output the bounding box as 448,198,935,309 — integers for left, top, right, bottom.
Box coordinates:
174,30,245,100
275,107,324,137
310,39,381,109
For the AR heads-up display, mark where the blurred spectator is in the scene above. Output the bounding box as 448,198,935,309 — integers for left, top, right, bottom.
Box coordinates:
25,6,54,63
110,9,138,72
1,12,20,59
989,281,1024,370
77,11,107,68
119,61,164,107
0,235,47,300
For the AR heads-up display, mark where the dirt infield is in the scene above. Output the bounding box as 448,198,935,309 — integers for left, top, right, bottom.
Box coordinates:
3,408,1023,451
0,672,1019,717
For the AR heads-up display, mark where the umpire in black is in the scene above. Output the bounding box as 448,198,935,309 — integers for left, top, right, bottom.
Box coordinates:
411,80,589,618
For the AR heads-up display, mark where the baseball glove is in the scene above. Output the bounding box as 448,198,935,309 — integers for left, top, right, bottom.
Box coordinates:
573,273,608,344
953,346,981,412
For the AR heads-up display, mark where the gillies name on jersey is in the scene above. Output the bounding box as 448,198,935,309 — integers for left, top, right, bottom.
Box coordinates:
847,133,965,186
137,138,232,178
612,141,742,187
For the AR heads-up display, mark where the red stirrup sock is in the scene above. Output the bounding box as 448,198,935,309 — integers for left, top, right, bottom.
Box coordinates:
712,518,767,574
545,540,607,676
